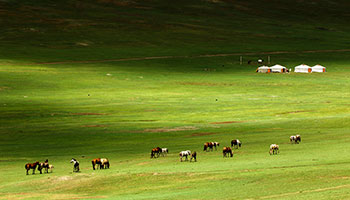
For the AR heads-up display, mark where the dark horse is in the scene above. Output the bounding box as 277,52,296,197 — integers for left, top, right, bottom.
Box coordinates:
92,158,102,170
151,147,161,158
190,151,197,162
25,161,40,175
223,147,233,157
38,159,49,174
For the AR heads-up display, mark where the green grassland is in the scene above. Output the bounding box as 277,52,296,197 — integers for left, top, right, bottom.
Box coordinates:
0,0,350,199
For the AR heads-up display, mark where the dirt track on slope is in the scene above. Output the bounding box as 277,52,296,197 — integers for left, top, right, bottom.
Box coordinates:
34,49,350,65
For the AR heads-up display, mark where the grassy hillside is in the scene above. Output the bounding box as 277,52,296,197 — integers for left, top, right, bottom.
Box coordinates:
1,0,350,62
0,0,350,199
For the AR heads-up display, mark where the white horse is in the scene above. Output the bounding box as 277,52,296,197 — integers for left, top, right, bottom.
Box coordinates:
49,164,54,173
100,158,110,169
161,148,168,156
179,150,191,162
213,142,220,150
70,158,80,172
269,144,279,155
290,135,297,143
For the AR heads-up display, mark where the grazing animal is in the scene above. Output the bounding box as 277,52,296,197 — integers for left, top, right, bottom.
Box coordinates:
38,159,49,174
70,158,80,172
190,151,197,162
92,158,102,170
223,147,233,157
179,150,191,162
161,148,169,157
49,164,54,173
213,142,220,150
290,135,297,143
269,144,279,155
290,135,301,144
296,135,301,143
25,161,40,175
231,139,242,149
100,158,110,169
151,147,161,158
203,142,214,151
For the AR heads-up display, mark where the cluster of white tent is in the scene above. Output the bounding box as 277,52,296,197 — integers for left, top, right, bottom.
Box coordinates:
256,64,326,73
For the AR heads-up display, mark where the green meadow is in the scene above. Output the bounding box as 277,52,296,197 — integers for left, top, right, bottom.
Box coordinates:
0,0,350,199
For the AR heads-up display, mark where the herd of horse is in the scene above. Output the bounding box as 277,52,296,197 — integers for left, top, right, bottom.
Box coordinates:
25,158,110,175
25,135,301,175
25,159,54,175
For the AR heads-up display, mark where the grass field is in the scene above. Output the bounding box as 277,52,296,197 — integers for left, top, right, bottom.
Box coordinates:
1,0,350,199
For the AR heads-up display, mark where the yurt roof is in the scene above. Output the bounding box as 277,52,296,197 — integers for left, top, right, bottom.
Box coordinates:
270,64,286,69
295,64,310,68
258,66,270,69
312,64,325,68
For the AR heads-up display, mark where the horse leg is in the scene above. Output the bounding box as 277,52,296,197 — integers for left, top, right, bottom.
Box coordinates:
26,168,29,175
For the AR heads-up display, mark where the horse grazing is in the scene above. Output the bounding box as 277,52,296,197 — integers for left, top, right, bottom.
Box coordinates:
223,147,233,157
203,142,214,151
92,158,101,170
190,151,197,162
269,144,279,155
213,142,220,150
296,135,301,143
231,139,242,149
100,158,110,169
161,148,168,157
70,158,80,172
290,135,301,144
151,147,161,158
179,150,191,162
25,161,40,175
290,135,297,143
38,159,49,174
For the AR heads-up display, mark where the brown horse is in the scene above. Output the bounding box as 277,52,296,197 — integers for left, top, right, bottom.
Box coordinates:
92,158,101,170
25,161,40,175
203,142,214,151
151,147,161,158
190,151,197,162
223,147,233,157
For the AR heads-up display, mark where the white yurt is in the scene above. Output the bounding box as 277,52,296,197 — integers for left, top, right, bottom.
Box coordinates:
294,64,311,73
270,64,287,73
312,64,326,73
256,66,271,73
